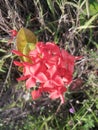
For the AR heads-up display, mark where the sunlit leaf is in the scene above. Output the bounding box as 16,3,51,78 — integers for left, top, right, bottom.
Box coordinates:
89,0,98,15
23,43,34,62
16,27,37,61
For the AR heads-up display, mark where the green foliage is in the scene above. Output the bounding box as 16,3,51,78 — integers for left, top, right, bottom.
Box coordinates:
0,59,5,73
22,115,54,130
0,50,12,73
76,13,98,32
80,115,95,130
46,0,55,17
88,0,98,15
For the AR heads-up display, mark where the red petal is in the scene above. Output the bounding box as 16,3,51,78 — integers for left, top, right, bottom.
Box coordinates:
22,63,32,76
17,75,29,81
62,77,69,83
75,56,83,60
9,30,17,36
67,64,75,74
46,56,58,66
31,90,41,100
53,75,64,86
12,50,24,56
30,62,41,75
62,70,72,83
49,87,66,103
26,77,36,89
13,61,23,66
29,49,38,57
47,65,57,78
36,42,45,53
12,50,30,59
36,72,48,83
61,49,75,61
23,67,31,76
49,90,60,99
43,80,55,90
60,95,65,104
45,42,60,54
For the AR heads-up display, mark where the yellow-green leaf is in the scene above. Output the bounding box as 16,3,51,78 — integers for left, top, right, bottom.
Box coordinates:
16,27,37,61
23,43,34,62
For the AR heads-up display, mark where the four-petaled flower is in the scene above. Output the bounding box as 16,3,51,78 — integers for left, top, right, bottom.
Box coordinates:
12,42,81,104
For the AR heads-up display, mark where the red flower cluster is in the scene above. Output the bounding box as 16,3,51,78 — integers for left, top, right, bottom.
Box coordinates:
12,42,81,104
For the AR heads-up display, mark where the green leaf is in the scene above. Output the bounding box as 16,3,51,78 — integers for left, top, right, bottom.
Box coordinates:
89,0,98,15
23,43,35,62
76,13,98,31
46,0,55,16
16,27,38,62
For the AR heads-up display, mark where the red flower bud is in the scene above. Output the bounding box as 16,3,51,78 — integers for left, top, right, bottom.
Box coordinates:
9,30,17,37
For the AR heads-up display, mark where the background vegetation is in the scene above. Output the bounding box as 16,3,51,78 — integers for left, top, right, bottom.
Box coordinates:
0,0,98,130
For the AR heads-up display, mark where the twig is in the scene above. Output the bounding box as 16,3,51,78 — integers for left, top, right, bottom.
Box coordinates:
55,102,62,115
0,57,13,97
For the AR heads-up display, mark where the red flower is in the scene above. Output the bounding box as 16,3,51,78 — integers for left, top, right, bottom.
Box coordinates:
12,42,82,104
9,30,17,37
